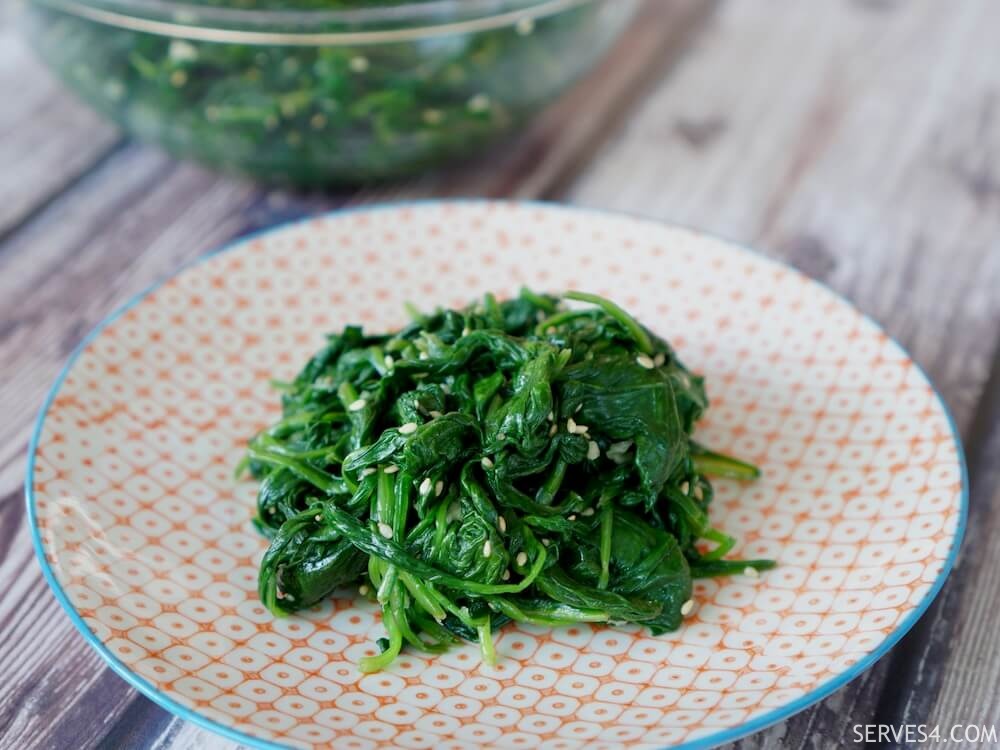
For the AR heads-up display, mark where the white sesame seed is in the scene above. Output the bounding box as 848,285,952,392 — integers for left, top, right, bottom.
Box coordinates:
422,108,444,125
384,354,394,369
418,351,429,360
483,540,492,557
608,441,632,454
548,411,554,422
568,514,577,521
399,422,418,435
587,441,600,461
349,55,369,73
567,417,577,433
549,424,558,436
636,354,655,369
516,552,528,566
314,514,322,522
348,398,367,412
276,590,284,599
693,485,704,500
497,432,507,441
681,599,695,616
481,456,494,469
361,467,377,477
681,481,690,495
384,465,399,474
461,327,471,336
542,538,551,547
169,70,188,87
744,566,760,579
359,584,369,596
502,569,511,581
267,507,275,514
435,480,444,497
498,516,507,532
581,507,595,517
378,522,393,539
428,410,443,418
515,16,535,35
468,93,491,112
168,39,198,62
575,403,583,413
575,424,590,435
419,477,433,495
654,353,666,367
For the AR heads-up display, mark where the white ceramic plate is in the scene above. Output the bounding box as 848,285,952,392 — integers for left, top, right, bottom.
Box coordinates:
28,201,966,749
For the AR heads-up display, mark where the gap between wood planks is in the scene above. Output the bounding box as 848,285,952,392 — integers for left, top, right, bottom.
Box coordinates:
0,2,720,749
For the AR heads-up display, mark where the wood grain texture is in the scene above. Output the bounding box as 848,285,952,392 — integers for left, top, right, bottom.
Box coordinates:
920,360,1000,746
0,2,713,749
0,27,121,241
569,0,1000,747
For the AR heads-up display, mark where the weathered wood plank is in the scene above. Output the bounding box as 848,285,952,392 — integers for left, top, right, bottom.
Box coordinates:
0,2,713,747
569,0,1000,746
920,361,1000,742
0,27,121,240
0,522,140,749
428,0,720,200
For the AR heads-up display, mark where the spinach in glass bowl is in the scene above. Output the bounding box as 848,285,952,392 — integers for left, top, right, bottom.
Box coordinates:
23,0,637,184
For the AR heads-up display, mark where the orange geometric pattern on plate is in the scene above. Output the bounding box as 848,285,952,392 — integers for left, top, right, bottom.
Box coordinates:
31,202,963,749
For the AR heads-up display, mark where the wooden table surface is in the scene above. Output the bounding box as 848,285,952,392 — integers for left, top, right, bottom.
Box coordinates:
2,1,999,748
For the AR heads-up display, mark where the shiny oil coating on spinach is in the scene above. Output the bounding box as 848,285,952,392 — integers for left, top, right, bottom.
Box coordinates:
242,289,773,671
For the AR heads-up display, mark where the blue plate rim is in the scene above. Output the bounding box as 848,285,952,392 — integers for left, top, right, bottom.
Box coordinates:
25,198,969,750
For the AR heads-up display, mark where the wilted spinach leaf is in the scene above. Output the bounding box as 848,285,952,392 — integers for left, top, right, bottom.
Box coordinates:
243,289,774,671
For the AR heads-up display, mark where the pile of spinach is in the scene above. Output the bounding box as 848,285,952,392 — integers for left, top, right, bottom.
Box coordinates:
242,289,773,670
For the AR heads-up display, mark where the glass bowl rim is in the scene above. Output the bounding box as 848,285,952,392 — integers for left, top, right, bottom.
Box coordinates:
27,0,608,45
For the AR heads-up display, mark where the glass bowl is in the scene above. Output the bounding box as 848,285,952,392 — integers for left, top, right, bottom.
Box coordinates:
23,0,637,184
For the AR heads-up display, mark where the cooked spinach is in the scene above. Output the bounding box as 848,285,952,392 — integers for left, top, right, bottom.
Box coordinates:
242,289,773,670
